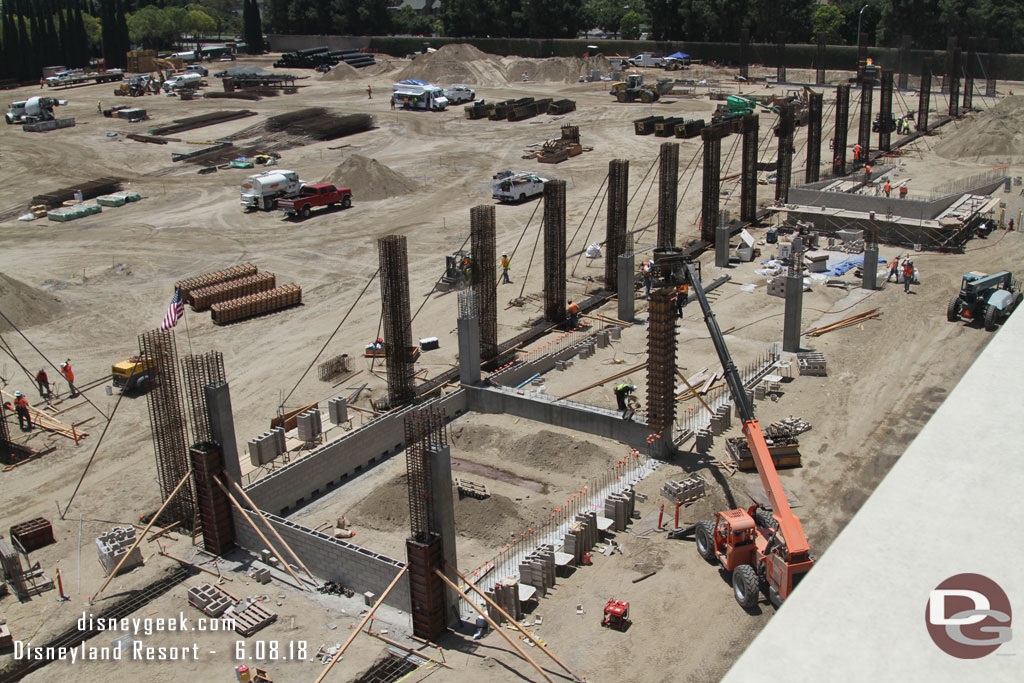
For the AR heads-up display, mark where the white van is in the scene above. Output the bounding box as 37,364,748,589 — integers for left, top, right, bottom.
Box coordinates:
392,81,449,111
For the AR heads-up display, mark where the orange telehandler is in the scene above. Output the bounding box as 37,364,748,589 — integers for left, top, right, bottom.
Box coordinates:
685,262,814,608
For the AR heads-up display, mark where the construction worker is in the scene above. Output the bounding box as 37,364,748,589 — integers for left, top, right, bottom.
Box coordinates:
852,144,861,163
500,252,511,284
567,300,580,328
865,163,872,182
522,72,528,82
14,391,32,430
641,261,652,298
886,255,900,283
35,368,51,399
899,182,908,199
883,180,891,197
60,359,77,397
903,259,915,293
614,383,636,411
367,85,372,99
675,283,688,318
365,337,383,352
389,95,395,110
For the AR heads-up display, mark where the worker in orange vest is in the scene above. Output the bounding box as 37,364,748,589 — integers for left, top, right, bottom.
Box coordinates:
883,180,891,197
886,255,900,283
675,283,689,319
35,368,51,398
567,300,580,328
13,391,32,430
903,259,915,293
60,360,77,396
500,252,511,284
899,182,908,199
852,144,861,163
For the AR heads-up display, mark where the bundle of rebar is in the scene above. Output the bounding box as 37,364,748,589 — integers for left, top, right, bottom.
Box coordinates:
31,177,122,209
634,116,664,135
265,108,373,141
210,284,302,325
657,142,679,248
654,117,686,137
548,99,576,115
149,110,256,136
804,309,880,337
176,264,258,304
404,406,447,540
189,272,276,311
203,91,262,101
701,128,724,242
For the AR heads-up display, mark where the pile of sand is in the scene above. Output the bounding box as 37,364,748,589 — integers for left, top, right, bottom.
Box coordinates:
324,154,419,201
935,96,1024,162
319,61,361,81
393,43,613,87
0,273,63,333
510,430,621,475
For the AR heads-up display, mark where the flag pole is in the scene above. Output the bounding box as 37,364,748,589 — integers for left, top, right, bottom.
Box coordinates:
182,305,194,356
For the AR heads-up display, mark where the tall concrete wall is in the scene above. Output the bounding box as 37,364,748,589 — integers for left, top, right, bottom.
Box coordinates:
466,385,657,452
490,343,582,388
232,511,410,611
788,178,1007,220
243,391,468,515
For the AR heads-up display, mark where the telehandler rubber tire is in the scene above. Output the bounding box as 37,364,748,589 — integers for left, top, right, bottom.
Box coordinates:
984,304,998,331
946,296,960,322
733,564,760,609
695,520,716,562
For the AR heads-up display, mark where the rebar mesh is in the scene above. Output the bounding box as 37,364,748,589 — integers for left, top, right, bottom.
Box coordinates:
948,48,961,117
776,32,786,84
741,115,758,220
543,180,567,323
919,59,932,132
139,329,193,526
457,288,477,320
775,105,796,204
657,143,679,249
805,94,822,183
180,351,226,445
405,406,447,541
378,235,415,407
857,81,873,161
470,205,497,360
833,85,850,176
605,159,629,290
0,403,11,462
646,288,676,433
739,29,749,80
701,128,723,241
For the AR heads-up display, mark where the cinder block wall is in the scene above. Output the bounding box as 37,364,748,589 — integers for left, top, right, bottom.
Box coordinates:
232,511,410,610
243,391,468,515
490,343,584,388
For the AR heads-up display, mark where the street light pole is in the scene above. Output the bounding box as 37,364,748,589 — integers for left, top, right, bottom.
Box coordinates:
856,4,869,56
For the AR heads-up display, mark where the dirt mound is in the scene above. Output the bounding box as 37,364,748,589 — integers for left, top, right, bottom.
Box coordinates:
450,422,504,452
360,56,397,77
324,154,419,201
935,96,1024,162
394,43,508,87
0,272,64,333
510,430,621,475
506,54,615,84
319,61,361,81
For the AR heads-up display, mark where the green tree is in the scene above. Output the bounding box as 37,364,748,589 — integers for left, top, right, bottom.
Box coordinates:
812,4,845,44
619,9,641,39
183,6,216,50
82,12,102,48
646,0,681,40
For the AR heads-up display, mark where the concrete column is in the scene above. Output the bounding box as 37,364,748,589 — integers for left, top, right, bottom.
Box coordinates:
617,253,635,322
457,315,481,385
715,225,730,267
428,444,459,623
205,381,241,485
862,245,879,290
783,274,803,353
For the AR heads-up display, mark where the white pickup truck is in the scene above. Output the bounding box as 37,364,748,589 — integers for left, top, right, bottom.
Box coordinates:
443,84,476,104
492,171,548,203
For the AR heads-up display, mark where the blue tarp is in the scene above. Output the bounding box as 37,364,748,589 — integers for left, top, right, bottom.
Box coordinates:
823,254,887,277
667,51,690,59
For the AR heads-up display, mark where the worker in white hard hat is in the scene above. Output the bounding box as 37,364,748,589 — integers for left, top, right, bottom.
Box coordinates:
13,390,32,430
501,251,511,284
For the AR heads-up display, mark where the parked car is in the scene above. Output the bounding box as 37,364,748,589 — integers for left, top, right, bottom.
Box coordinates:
278,183,352,218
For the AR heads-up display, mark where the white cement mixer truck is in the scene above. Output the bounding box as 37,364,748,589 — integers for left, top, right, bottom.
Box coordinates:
5,96,65,124
240,170,304,211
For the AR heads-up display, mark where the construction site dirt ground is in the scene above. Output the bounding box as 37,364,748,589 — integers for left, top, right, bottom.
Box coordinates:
1,48,1023,682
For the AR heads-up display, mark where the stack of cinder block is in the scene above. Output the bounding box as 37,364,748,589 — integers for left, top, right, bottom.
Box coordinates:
248,427,286,466
609,326,622,340
187,583,233,617
595,330,610,348
797,351,826,376
604,489,636,532
696,428,713,454
95,527,143,576
328,397,348,425
297,409,323,442
486,576,522,623
661,476,706,503
519,545,556,597
577,340,597,360
555,359,573,371
564,511,598,564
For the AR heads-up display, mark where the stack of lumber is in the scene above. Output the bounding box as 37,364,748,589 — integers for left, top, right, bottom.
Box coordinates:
804,309,881,337
1,390,87,441
211,284,301,325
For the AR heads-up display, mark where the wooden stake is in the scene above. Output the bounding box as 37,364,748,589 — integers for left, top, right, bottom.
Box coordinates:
433,570,554,683
361,630,453,669
314,565,408,683
675,369,714,417
449,565,581,682
158,550,233,581
146,521,181,542
93,468,192,600
228,478,317,584
214,477,308,591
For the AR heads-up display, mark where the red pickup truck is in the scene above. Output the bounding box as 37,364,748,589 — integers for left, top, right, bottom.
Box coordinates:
278,183,352,218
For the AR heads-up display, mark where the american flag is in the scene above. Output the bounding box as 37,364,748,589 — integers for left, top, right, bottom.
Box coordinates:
161,288,185,330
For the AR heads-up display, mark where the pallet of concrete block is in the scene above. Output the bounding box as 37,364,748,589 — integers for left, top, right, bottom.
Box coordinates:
187,583,234,617
23,117,75,132
190,272,276,311
47,203,101,222
797,351,826,376
210,284,302,325
96,190,142,207
661,475,706,503
176,264,258,304
603,488,636,532
725,436,801,471
248,426,285,466
95,526,144,576
296,408,322,442
454,477,490,500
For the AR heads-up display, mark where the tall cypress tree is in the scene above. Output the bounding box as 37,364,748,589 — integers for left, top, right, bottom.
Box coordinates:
57,0,72,67
114,0,128,67
29,1,46,79
73,0,90,67
16,0,32,81
1,2,14,80
99,0,115,67
44,1,60,67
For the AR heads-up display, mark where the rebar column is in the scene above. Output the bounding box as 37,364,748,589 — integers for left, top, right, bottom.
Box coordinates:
942,36,957,92
775,104,796,204
897,35,911,89
657,142,679,248
378,234,415,407
815,32,826,85
741,114,759,220
964,38,976,111
543,179,567,323
878,71,893,151
180,350,226,445
948,47,961,117
139,328,193,526
645,288,675,434
701,127,723,242
805,93,822,183
0,403,12,465
605,159,629,291
986,39,998,97
739,29,749,80
833,85,850,176
857,79,873,162
470,205,497,360
776,32,786,83
919,58,932,133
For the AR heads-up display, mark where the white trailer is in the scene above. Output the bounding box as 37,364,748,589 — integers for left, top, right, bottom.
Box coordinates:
492,171,548,203
240,170,303,211
392,80,449,111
